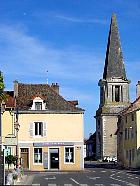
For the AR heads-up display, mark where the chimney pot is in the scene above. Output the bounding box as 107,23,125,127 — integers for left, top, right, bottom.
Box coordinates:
51,83,59,94
136,81,140,98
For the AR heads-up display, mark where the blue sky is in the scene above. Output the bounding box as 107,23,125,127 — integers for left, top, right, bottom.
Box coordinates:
0,0,140,138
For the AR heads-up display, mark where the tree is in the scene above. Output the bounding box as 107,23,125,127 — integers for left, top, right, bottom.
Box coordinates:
5,155,17,170
0,72,6,185
0,71,5,102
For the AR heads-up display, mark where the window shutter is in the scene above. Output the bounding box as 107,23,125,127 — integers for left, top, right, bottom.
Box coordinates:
29,122,34,137
43,122,47,137
41,122,43,136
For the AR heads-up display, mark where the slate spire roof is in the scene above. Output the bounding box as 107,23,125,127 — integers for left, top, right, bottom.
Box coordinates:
103,14,127,80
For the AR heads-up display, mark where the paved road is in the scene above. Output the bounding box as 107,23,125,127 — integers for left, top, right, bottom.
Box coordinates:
30,166,140,186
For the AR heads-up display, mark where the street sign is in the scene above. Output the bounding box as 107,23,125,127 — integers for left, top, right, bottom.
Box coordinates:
5,136,17,146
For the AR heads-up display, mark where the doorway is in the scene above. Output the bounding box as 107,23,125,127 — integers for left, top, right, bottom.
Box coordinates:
20,148,29,169
49,148,59,169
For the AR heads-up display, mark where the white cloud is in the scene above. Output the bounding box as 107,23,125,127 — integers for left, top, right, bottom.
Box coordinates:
54,14,107,25
0,24,104,86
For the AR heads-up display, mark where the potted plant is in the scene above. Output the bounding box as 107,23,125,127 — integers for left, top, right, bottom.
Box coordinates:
12,170,18,185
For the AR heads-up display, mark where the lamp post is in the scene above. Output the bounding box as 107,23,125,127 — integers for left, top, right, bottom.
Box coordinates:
14,108,20,168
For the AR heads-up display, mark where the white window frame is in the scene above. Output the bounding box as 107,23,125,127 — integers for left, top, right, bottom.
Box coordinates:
64,146,75,164
30,97,46,110
29,121,47,138
35,102,42,110
33,147,43,165
34,121,43,136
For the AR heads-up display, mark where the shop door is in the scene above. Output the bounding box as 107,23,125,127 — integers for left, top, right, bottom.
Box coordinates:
20,148,29,169
50,148,59,169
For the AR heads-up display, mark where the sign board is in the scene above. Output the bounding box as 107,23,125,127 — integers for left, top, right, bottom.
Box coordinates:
5,137,17,146
34,142,74,147
43,152,48,169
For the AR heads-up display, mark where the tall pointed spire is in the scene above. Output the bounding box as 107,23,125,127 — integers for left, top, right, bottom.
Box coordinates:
103,14,126,80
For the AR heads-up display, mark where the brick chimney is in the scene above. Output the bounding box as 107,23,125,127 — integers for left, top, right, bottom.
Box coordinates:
51,83,59,94
136,81,140,98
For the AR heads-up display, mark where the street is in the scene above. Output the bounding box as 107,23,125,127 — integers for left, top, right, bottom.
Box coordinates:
27,162,140,186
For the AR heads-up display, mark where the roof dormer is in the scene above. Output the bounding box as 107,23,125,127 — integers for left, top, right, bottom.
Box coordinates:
30,96,46,110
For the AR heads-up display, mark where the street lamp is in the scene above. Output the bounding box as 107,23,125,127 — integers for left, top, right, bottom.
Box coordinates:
14,108,20,168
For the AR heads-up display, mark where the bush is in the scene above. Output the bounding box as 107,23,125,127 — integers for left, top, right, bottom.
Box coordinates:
5,155,17,170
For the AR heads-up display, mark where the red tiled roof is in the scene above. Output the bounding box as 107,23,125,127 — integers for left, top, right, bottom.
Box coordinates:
16,83,84,112
4,91,15,108
120,96,140,115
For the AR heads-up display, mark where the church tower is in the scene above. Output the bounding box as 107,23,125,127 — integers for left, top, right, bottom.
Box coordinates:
95,14,130,159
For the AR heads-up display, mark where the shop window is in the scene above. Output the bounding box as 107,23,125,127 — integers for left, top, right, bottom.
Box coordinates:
34,148,42,163
65,147,74,163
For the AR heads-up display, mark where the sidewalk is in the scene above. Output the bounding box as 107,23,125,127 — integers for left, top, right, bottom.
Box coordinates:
16,174,34,185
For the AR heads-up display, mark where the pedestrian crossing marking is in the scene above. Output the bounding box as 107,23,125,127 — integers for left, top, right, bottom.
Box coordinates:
32,184,136,186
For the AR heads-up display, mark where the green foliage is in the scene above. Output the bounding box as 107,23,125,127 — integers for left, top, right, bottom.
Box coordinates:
5,155,17,169
0,71,6,102
12,170,18,180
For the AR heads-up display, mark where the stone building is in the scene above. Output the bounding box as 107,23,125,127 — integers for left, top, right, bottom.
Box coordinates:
95,14,131,159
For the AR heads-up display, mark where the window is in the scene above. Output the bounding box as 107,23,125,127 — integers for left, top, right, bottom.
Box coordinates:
125,116,127,123
5,146,12,157
131,128,134,139
98,119,100,129
100,87,104,104
132,113,134,121
125,128,127,140
35,122,43,136
132,149,135,161
29,121,47,137
115,86,120,102
35,102,42,110
127,128,130,139
34,148,42,163
65,147,74,163
126,150,128,159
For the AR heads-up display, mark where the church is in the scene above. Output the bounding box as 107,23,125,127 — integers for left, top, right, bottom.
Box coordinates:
95,14,131,159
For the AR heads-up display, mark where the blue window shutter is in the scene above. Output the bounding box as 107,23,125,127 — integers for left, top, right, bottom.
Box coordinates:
43,122,47,137
29,122,34,137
